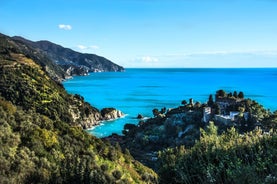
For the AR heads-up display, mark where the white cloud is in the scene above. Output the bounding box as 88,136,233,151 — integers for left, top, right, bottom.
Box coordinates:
58,24,72,30
90,45,99,49
77,45,87,50
125,49,277,68
158,49,277,59
141,56,159,62
251,50,277,56
77,45,100,50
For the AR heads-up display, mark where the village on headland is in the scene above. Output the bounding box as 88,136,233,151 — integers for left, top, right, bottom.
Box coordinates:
148,89,270,132
105,89,274,169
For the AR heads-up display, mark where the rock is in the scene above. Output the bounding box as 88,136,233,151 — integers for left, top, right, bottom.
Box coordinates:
64,65,89,76
101,108,124,120
157,114,166,118
81,112,102,129
69,105,124,129
137,114,144,119
69,104,102,129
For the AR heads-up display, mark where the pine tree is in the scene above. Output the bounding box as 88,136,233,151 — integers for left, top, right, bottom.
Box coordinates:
207,94,214,107
238,91,244,99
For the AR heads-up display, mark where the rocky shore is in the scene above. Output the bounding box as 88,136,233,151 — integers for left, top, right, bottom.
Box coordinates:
70,105,124,129
104,90,273,170
101,108,125,121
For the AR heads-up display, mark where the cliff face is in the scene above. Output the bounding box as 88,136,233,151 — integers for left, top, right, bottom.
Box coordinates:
68,103,124,129
0,33,124,128
12,36,124,76
101,108,124,121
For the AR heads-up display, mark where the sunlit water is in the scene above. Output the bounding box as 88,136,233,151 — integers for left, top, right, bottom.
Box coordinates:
63,68,277,137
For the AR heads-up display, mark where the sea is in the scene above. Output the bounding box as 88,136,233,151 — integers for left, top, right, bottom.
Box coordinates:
63,68,277,138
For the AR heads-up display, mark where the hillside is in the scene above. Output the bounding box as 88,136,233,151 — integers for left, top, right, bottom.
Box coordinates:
121,90,272,154
0,33,66,82
1,31,276,183
12,36,124,76
0,33,157,183
0,33,123,128
113,91,277,183
158,122,277,184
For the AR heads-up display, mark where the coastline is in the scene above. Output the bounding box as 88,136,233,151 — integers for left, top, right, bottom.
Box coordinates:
63,68,277,137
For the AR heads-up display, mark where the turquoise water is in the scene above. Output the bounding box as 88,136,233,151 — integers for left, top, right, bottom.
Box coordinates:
63,68,277,137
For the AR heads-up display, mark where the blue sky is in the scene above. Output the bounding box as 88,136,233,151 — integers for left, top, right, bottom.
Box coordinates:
1,0,277,68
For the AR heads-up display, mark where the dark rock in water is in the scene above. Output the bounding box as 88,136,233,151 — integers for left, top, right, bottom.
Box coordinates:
137,114,144,119
101,108,124,120
138,121,145,126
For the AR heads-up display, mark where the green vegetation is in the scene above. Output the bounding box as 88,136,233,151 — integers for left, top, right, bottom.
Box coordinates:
119,90,276,183
0,33,103,129
0,99,157,183
158,122,277,184
1,33,277,183
0,33,157,183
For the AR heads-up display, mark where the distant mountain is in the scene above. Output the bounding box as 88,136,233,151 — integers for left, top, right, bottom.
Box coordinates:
12,36,124,77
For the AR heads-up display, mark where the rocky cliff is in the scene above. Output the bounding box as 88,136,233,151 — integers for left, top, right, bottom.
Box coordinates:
101,108,124,121
12,36,124,77
0,33,123,128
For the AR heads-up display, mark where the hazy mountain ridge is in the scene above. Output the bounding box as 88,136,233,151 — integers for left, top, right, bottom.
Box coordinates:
12,36,124,76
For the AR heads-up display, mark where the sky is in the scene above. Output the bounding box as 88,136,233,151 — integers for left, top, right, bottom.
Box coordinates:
1,0,277,68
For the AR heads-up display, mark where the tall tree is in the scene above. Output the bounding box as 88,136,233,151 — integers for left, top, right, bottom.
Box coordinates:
207,94,214,107
152,108,160,117
216,89,226,100
181,100,187,106
233,91,238,98
238,91,244,99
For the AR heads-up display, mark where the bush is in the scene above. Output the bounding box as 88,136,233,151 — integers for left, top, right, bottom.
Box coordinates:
112,170,122,180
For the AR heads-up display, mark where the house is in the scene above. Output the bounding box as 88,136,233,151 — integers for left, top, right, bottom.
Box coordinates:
214,111,249,125
203,107,211,123
214,115,232,125
216,97,243,115
230,111,240,121
214,111,239,125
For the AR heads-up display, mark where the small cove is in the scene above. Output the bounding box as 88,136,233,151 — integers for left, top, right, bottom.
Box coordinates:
63,68,277,137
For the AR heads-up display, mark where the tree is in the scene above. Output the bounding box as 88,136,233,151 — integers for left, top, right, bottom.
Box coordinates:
204,121,218,136
181,100,187,106
189,98,194,105
213,103,221,115
207,94,214,107
238,91,244,99
233,91,238,98
195,102,201,108
160,107,166,114
124,123,137,131
262,111,277,130
227,92,233,98
216,89,226,100
152,108,160,117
